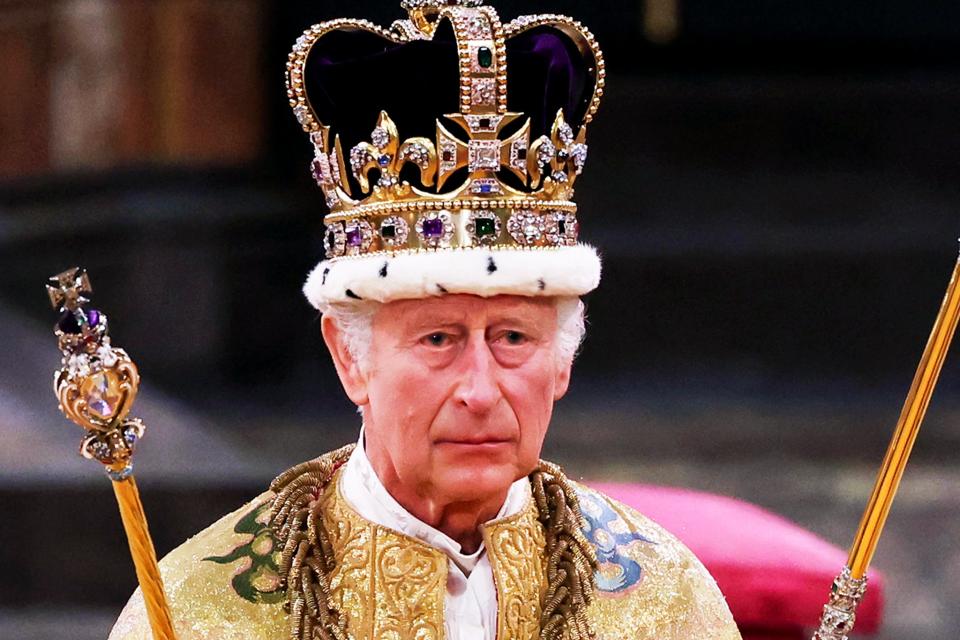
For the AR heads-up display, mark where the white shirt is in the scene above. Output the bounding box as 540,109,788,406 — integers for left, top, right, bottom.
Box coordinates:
340,431,531,640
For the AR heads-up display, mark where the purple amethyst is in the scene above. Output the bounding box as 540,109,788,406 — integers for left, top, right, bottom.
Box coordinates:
422,218,444,238
86,309,101,327
345,226,363,247
310,158,325,183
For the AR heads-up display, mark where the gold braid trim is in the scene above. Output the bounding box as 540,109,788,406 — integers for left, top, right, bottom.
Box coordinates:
531,461,598,640
268,444,354,640
268,446,598,640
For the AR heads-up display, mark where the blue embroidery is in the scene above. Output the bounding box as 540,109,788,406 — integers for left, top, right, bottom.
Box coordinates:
576,488,653,593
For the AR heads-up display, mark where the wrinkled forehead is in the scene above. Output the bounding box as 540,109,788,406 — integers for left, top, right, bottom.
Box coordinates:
375,294,558,331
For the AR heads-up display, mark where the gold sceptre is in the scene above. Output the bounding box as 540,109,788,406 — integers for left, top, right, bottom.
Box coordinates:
46,267,177,640
812,248,960,639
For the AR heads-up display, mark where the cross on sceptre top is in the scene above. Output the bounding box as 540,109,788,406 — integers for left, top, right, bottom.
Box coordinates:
47,267,92,312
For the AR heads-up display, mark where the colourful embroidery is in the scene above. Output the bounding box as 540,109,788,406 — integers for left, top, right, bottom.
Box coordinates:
204,502,284,604
577,489,652,593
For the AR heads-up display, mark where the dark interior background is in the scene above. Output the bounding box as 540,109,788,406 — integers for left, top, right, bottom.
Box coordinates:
2,1,959,638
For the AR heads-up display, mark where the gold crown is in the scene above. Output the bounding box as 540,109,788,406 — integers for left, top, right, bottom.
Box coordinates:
286,0,604,260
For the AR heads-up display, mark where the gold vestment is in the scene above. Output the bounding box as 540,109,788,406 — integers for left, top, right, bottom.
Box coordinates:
110,458,741,639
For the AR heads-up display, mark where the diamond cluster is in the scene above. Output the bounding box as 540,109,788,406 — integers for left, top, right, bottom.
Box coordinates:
533,118,588,185
401,0,483,9
812,567,869,640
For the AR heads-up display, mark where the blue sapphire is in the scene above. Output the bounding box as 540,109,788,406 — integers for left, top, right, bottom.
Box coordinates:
378,154,391,167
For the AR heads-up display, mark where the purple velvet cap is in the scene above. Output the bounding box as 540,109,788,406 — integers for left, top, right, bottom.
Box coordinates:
303,19,597,195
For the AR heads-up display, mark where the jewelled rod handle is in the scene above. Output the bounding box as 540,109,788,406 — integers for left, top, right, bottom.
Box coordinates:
46,267,177,640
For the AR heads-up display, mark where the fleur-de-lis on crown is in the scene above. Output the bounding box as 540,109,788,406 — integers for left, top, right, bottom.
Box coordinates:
349,111,437,195
530,109,589,196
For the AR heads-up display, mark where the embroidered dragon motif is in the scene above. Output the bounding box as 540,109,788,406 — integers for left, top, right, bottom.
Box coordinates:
203,501,284,604
577,488,653,594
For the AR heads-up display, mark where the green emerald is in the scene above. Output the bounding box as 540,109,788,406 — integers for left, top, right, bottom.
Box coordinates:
477,46,493,69
475,217,496,237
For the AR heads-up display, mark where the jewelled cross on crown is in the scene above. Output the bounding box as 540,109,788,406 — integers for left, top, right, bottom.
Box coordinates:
437,111,530,193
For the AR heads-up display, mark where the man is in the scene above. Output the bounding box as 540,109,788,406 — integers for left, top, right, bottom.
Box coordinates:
111,1,742,638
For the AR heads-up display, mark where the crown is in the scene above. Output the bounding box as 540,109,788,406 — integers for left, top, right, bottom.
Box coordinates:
287,0,604,261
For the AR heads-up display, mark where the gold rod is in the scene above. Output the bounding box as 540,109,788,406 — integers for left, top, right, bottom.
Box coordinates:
847,250,960,578
814,251,960,640
112,474,177,640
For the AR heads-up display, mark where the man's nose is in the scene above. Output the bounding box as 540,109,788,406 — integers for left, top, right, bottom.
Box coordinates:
453,333,501,414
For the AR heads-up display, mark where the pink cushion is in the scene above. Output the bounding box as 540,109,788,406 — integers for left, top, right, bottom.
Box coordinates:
587,482,884,635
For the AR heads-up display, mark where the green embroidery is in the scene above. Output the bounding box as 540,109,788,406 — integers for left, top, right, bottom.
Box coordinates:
204,501,284,604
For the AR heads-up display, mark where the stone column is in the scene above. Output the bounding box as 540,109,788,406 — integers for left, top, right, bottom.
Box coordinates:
0,0,264,178
0,4,53,177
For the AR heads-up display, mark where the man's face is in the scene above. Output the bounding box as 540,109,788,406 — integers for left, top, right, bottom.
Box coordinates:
353,294,572,505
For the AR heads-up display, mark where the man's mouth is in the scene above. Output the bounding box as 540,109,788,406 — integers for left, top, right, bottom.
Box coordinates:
435,437,514,446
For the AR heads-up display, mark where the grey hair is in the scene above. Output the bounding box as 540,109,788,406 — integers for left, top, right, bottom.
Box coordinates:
324,296,586,370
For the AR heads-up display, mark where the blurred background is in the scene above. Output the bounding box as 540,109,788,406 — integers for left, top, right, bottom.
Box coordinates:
2,0,960,638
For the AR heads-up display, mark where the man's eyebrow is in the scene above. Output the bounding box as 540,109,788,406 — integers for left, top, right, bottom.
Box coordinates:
402,318,466,333
396,310,547,333
487,315,545,331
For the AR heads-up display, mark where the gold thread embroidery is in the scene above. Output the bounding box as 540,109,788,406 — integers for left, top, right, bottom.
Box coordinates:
321,472,448,639
484,499,547,640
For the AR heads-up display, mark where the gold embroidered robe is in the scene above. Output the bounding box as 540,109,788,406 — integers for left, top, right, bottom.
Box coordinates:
109,463,742,640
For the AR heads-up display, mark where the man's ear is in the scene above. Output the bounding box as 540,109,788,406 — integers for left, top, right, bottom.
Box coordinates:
321,316,370,407
553,358,573,401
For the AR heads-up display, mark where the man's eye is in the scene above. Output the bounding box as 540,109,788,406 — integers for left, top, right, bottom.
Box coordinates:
502,330,526,345
423,333,449,347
